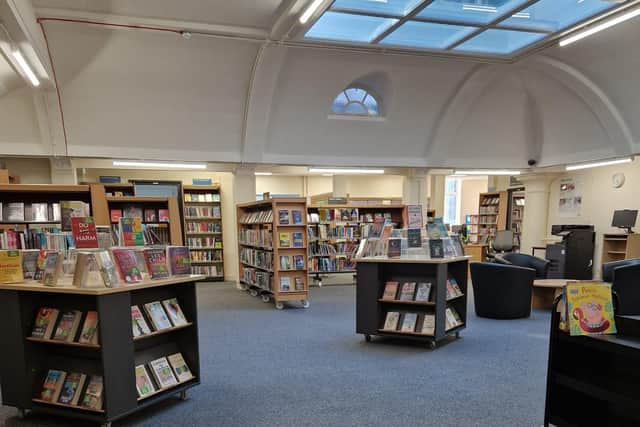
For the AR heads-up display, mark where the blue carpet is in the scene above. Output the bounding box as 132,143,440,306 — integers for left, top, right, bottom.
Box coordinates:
0,284,551,426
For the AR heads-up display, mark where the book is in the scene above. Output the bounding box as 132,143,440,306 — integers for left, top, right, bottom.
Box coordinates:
400,313,418,332
111,248,143,283
78,311,99,345
72,252,100,288
449,277,463,296
31,307,60,339
278,210,290,225
292,232,304,248
6,202,25,221
40,370,66,402
279,255,291,270
124,205,143,219
144,209,157,222
94,250,119,287
293,255,305,270
415,282,432,302
31,203,49,221
144,248,170,279
279,233,290,248
167,353,194,383
443,238,456,258
407,228,422,248
61,201,89,231
131,305,152,337
446,281,457,299
135,365,156,398
119,217,144,246
22,249,40,280
58,372,87,406
71,217,99,249
387,238,401,258
421,314,435,335
427,218,449,239
52,310,82,342
295,276,304,291
167,246,191,275
429,239,444,258
407,205,423,229
150,357,179,389
292,210,303,225
162,298,189,327
158,209,170,222
382,281,399,300
445,307,461,330
565,282,617,336
41,251,62,286
0,250,23,283
110,209,122,222
280,276,291,292
81,376,103,410
399,282,416,301
382,311,400,331
144,301,173,330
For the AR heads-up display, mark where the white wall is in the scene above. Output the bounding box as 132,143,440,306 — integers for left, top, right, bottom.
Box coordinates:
1,157,52,184
460,177,488,221
256,176,304,196
307,176,333,196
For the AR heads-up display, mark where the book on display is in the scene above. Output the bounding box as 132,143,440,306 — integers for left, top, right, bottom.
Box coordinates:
40,370,66,402
131,305,152,337
382,281,399,300
414,282,432,302
161,298,188,326
78,311,99,345
382,311,400,331
0,250,23,283
167,353,194,383
399,282,416,301
58,372,87,406
31,307,60,339
149,357,179,389
52,310,82,342
81,376,104,410
144,301,173,330
400,313,418,332
135,365,156,398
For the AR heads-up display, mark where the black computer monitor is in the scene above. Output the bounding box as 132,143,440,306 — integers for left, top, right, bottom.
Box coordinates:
612,210,638,233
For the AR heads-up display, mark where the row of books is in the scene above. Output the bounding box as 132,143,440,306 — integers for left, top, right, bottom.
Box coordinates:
0,229,71,253
481,196,501,206
110,208,169,223
309,209,393,224
40,370,103,410
111,223,171,246
279,275,305,292
31,308,99,344
242,266,271,290
479,206,499,215
279,254,305,270
310,243,338,257
428,237,465,259
278,232,304,248
239,247,273,270
446,278,464,299
1,201,89,230
135,353,194,398
309,257,355,272
278,209,305,225
382,312,434,335
184,193,219,202
238,229,273,248
240,210,272,224
382,281,433,302
191,265,222,277
131,299,189,337
478,215,498,224
185,222,220,233
184,206,220,218
187,237,221,248
190,250,222,262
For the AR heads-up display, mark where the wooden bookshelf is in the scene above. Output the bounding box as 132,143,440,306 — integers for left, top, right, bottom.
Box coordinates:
237,198,309,310
601,233,640,264
508,189,525,249
181,185,224,281
477,191,508,242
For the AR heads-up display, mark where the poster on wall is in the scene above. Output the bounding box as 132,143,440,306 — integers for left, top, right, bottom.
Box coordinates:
407,205,423,229
559,177,583,217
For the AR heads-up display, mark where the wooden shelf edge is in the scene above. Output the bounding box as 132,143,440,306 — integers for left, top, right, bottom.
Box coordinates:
137,378,198,402
32,399,105,414
133,322,193,341
26,337,100,349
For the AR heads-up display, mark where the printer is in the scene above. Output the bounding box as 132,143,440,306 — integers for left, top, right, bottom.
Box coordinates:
546,225,595,279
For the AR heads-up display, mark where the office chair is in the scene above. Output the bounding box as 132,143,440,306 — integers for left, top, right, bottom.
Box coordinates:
486,230,514,260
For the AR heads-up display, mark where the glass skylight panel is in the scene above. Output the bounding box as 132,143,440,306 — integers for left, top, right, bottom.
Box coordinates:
305,11,398,43
331,0,424,17
500,0,616,32
381,21,477,49
454,28,545,55
417,0,531,24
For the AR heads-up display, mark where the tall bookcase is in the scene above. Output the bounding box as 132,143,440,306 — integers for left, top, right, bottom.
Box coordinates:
182,185,224,281
477,191,508,242
306,204,407,286
237,198,309,310
508,189,525,249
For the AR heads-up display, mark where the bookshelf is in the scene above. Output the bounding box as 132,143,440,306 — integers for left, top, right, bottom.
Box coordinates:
306,204,407,286
355,256,469,349
237,198,309,310
508,189,525,249
601,233,640,264
466,214,480,244
477,191,508,242
182,185,224,281
0,275,204,426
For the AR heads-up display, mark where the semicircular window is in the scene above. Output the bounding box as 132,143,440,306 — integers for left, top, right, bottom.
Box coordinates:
331,86,381,117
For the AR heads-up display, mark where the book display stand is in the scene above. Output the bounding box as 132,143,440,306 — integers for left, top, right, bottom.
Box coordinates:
0,275,203,427
181,185,224,281
355,256,469,349
237,198,309,310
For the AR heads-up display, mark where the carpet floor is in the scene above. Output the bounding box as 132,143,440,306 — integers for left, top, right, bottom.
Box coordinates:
0,283,551,427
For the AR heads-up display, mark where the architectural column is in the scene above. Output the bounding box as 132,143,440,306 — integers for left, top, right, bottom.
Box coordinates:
403,171,429,222
520,174,557,255
49,158,77,184
233,165,256,203
428,174,445,217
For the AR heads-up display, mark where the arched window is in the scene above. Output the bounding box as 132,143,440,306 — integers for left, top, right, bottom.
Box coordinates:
331,86,381,117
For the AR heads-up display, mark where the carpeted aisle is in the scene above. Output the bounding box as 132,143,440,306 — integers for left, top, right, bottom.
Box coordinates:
0,283,551,427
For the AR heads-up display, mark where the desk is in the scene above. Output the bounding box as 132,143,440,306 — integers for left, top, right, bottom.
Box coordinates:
465,244,487,264
532,279,573,309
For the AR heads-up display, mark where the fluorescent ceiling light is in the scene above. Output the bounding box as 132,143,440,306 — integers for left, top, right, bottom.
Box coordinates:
300,0,324,24
454,170,521,176
462,5,497,13
560,7,640,47
12,49,40,87
112,160,207,169
309,168,385,174
254,172,273,176
565,158,632,171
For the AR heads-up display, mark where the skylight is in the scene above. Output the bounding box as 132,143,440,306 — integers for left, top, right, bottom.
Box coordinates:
303,0,630,58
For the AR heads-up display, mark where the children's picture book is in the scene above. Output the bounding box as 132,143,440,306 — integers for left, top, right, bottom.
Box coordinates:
399,282,416,301
111,248,143,283
81,376,103,410
0,250,23,283
119,217,144,246
110,209,122,222
295,276,305,291
21,249,40,280
449,277,463,296
278,210,290,225
400,313,418,332
41,251,62,286
407,205,423,229
279,233,291,248
427,218,449,239
167,246,191,275
382,311,400,331
144,248,170,279
34,249,48,281
52,310,82,342
158,209,170,222
407,228,422,248
443,238,456,258
162,298,189,327
415,282,432,302
71,217,99,249
429,239,444,258
421,314,435,335
78,311,99,345
566,282,617,336
95,250,119,287
387,238,401,258
150,357,179,389
144,301,173,330
72,252,101,288
58,372,87,406
135,365,156,398
292,232,304,248
144,209,157,222
40,369,66,402
292,210,303,225
131,305,152,337
280,276,291,292
31,307,60,339
167,353,194,383
293,255,305,270
60,201,89,231
382,281,399,300
279,255,291,270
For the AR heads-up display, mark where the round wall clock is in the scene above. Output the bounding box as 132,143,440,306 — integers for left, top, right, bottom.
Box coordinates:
612,173,625,188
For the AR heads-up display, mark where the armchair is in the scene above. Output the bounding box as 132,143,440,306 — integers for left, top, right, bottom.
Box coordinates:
470,262,536,319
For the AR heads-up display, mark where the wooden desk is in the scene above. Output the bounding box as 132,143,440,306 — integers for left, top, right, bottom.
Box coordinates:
532,279,575,309
465,244,487,264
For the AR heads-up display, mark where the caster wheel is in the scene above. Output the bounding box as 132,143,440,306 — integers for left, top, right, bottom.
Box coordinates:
428,341,436,350
249,289,258,297
275,302,285,310
17,409,26,419
179,391,188,401
261,294,270,303
365,334,372,342
301,300,310,308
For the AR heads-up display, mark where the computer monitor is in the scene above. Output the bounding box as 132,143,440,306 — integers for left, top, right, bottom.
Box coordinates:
612,210,638,233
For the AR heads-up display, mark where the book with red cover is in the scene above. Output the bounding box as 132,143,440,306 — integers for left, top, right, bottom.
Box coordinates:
144,248,170,279
110,209,122,222
71,217,99,249
110,248,143,283
158,209,170,222
166,246,191,275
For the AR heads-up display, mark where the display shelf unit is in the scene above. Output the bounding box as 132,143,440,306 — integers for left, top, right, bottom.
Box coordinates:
306,203,407,286
182,185,224,281
237,198,309,310
477,191,508,241
507,188,525,249
601,233,640,264
355,256,469,349
0,275,204,427
465,214,480,243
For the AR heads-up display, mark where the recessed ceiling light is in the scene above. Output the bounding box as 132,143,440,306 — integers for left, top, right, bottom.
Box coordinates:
565,158,632,171
254,172,273,176
454,170,521,176
112,160,207,169
309,168,385,174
